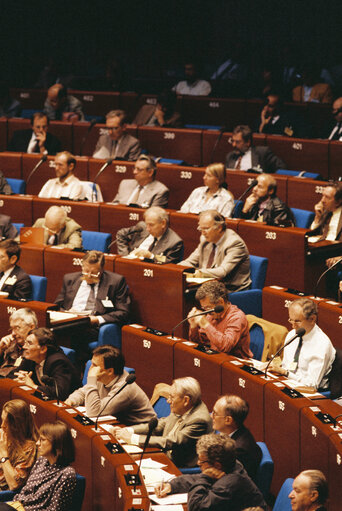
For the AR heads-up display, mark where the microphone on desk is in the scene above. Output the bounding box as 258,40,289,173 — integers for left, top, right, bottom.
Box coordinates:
41,375,60,405
133,416,158,491
230,178,258,217
264,327,306,380
94,373,136,430
106,225,145,253
171,305,224,338
91,158,114,202
26,154,48,184
314,258,342,298
209,126,227,163
79,118,97,156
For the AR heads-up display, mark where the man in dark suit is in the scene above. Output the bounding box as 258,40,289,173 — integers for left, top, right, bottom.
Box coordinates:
0,214,18,240
225,124,286,173
8,112,61,155
211,394,262,481
322,97,342,140
0,239,31,300
55,250,130,356
116,206,183,263
112,154,169,208
12,327,80,400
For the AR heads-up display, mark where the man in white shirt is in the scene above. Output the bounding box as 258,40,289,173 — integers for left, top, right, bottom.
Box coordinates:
38,151,85,200
270,298,336,390
173,62,211,96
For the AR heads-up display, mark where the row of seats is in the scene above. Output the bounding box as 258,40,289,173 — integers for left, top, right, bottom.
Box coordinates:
0,118,341,177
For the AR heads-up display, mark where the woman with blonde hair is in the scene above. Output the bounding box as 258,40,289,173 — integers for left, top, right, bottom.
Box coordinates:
0,400,37,491
179,163,234,217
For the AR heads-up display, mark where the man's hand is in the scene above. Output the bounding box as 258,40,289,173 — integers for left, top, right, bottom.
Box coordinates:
313,200,325,223
198,315,210,329
133,248,153,259
114,427,133,444
193,270,204,278
14,370,37,389
154,106,165,126
65,397,77,406
88,363,101,378
0,334,14,352
89,315,100,325
154,482,171,498
36,130,47,152
187,307,201,328
268,357,287,375
242,191,258,213
202,466,225,479
326,256,342,268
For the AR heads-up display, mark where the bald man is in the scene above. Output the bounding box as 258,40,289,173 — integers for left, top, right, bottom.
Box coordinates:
32,206,82,250
43,84,84,121
241,173,295,226
324,97,342,140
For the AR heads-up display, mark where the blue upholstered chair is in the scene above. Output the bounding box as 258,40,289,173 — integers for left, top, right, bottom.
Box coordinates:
29,275,47,302
82,230,111,253
273,478,294,511
249,324,265,361
153,395,171,419
60,345,76,364
291,208,314,228
276,169,321,180
255,441,274,499
13,223,24,234
88,323,122,351
7,178,26,194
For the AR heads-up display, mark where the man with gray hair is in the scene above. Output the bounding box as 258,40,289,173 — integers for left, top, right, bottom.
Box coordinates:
270,298,335,390
32,206,82,250
112,154,169,208
116,206,183,263
0,308,38,377
113,376,212,467
289,470,328,511
179,210,251,292
93,109,141,160
155,433,267,510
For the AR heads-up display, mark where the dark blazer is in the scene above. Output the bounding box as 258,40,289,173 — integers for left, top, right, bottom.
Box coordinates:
241,195,295,226
55,270,130,325
13,349,81,401
231,425,262,481
0,265,32,300
225,146,286,173
0,214,18,239
309,210,342,241
8,129,61,155
93,133,141,161
116,221,184,263
0,171,13,195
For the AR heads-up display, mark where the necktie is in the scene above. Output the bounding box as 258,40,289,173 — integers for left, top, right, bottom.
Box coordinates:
235,155,242,170
331,123,342,141
130,186,142,205
111,140,117,157
34,139,40,153
85,283,96,312
292,336,303,373
47,234,58,245
148,237,158,252
206,244,216,268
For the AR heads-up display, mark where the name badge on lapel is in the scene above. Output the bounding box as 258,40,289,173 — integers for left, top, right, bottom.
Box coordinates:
5,276,17,286
102,298,114,308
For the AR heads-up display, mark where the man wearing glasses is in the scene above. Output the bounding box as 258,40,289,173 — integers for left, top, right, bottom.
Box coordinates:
270,298,335,390
54,250,130,362
179,210,251,291
93,109,141,161
32,206,82,250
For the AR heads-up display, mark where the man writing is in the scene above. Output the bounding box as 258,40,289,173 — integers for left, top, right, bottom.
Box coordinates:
32,206,82,250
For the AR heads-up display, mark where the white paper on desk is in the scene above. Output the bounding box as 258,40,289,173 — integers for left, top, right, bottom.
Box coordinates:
186,276,214,284
285,380,322,397
122,444,143,454
76,406,86,413
89,415,116,422
48,310,79,321
151,505,184,511
141,467,174,486
140,458,167,469
150,493,188,505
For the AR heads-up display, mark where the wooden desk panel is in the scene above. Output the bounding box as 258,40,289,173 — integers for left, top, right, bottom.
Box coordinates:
265,136,329,178
156,164,205,210
329,141,342,181
10,88,46,110
0,118,7,151
32,197,100,231
88,159,135,203
287,178,324,211
121,325,181,398
0,151,22,178
115,259,188,336
174,341,229,409
0,299,57,338
20,244,45,276
48,121,73,152
69,90,120,116
11,386,59,427
328,432,342,511
99,204,146,251
7,118,30,144
0,379,21,412
0,194,33,225
137,126,202,166
181,97,245,128
317,300,342,350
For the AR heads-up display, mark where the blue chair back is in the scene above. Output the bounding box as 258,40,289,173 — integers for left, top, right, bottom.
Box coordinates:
273,478,294,511
7,178,26,194
82,230,111,252
249,324,265,361
13,223,24,234
255,441,274,499
180,466,201,474
250,255,268,289
276,169,320,179
229,289,262,317
153,396,171,418
61,345,76,364
232,200,243,218
29,275,47,301
88,323,122,351
291,208,314,228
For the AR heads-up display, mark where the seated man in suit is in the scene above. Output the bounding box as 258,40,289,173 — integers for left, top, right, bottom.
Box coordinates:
211,395,261,480
116,206,183,263
32,206,82,250
8,112,61,155
322,97,342,140
112,154,169,208
133,90,182,127
225,124,286,173
155,433,267,510
0,308,37,377
38,151,85,200
66,345,155,424
12,327,81,400
256,94,310,138
241,173,295,226
289,470,328,511
187,280,252,358
0,170,13,195
0,239,31,300
0,214,18,240
43,84,84,121
113,377,212,468
93,109,141,161
179,210,251,292
55,250,130,357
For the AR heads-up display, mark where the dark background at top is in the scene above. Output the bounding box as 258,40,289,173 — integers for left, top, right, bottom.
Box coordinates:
1,0,341,88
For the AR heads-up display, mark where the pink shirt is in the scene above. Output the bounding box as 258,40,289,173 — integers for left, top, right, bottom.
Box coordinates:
189,303,253,359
